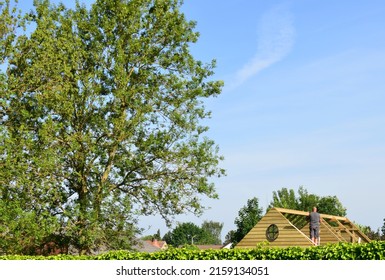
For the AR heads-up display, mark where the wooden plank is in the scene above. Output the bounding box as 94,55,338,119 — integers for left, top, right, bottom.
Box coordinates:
274,207,348,222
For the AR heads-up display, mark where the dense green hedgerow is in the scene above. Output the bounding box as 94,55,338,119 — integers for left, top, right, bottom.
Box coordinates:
1,241,384,260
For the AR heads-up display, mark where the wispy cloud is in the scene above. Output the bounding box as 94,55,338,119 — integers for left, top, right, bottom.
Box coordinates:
228,5,295,90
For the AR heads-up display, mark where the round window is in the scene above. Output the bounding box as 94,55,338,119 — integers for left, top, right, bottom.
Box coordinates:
266,224,279,241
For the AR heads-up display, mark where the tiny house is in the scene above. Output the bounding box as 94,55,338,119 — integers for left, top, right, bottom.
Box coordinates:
236,207,371,248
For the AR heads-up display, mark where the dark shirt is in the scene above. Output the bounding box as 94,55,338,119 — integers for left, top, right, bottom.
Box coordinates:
309,212,320,228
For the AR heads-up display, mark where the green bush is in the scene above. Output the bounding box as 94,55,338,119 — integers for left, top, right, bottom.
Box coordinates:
1,241,384,260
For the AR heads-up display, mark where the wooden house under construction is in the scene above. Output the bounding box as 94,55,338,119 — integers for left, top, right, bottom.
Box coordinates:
236,207,371,248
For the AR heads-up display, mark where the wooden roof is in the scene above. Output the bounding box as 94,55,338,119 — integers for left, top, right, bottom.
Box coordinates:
235,207,371,248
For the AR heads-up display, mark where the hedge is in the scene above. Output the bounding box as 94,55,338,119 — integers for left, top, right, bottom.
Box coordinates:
1,241,384,260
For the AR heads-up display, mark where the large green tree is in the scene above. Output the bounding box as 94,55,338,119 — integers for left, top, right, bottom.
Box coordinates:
163,220,223,247
0,0,224,254
225,197,264,245
163,222,203,247
268,186,347,216
200,220,223,245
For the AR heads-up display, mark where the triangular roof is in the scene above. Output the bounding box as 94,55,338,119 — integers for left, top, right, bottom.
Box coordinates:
236,207,371,248
146,239,167,249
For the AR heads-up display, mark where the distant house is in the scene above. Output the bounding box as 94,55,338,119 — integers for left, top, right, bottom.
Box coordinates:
146,239,168,250
133,239,168,252
236,207,371,248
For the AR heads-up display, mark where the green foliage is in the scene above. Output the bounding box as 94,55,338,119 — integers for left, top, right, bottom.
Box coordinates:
94,241,385,260
163,222,201,247
0,254,92,260
1,0,224,254
163,220,223,247
270,188,299,209
229,197,264,245
153,229,162,240
0,0,20,62
2,242,384,260
268,186,347,216
317,196,346,216
359,219,385,241
200,220,223,245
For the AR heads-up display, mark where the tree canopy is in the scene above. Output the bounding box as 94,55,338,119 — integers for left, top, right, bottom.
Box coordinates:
163,220,223,247
200,220,223,245
268,186,347,216
225,197,263,246
0,0,224,254
359,218,385,241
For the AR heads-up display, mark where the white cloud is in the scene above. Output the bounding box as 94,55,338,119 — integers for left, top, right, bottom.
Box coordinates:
227,5,295,90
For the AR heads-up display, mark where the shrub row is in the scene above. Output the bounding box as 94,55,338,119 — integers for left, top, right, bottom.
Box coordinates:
96,241,385,260
1,241,384,260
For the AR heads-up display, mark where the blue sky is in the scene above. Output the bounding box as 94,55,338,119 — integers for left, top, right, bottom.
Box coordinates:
147,0,385,238
13,0,385,239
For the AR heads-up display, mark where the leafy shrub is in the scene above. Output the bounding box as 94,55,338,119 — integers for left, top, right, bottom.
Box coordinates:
1,241,384,260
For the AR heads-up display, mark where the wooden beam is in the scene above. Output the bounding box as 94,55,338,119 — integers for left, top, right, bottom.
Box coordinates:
273,207,348,222
320,218,345,242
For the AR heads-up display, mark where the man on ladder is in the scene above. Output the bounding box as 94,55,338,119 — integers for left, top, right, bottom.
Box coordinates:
309,206,321,245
